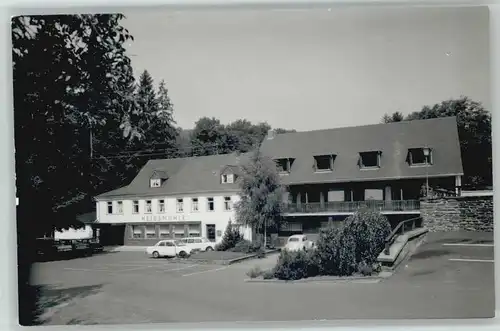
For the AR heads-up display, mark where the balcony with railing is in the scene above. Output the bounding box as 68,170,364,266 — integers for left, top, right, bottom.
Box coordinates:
282,200,421,215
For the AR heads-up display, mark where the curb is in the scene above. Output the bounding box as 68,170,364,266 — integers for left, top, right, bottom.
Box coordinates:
224,249,281,265
244,270,393,284
244,276,384,284
171,249,281,265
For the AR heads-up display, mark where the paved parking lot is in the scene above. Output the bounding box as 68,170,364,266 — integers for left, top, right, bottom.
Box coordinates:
31,231,495,325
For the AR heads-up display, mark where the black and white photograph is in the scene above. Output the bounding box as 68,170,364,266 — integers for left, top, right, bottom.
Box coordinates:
13,5,494,326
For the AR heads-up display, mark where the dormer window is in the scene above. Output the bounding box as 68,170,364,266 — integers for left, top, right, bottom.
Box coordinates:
150,179,162,188
359,151,381,169
221,174,234,184
275,158,294,174
313,154,335,172
150,170,168,188
408,147,433,166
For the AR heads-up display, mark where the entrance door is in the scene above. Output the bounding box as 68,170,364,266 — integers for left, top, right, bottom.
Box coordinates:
206,224,216,242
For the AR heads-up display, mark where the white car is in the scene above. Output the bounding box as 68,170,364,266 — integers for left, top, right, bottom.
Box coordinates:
146,240,193,258
178,237,215,252
283,234,314,252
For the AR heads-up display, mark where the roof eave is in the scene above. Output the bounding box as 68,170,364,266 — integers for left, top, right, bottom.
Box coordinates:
283,172,465,186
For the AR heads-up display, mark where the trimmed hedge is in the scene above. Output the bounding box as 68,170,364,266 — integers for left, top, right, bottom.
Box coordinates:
273,210,391,280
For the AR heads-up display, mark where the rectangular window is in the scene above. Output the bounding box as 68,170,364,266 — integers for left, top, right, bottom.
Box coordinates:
207,197,215,211
173,225,184,239
281,222,303,232
145,225,156,239
314,155,334,171
275,158,294,173
150,179,161,188
192,198,199,212
131,225,143,239
107,202,113,214
365,189,384,201
117,201,123,214
359,151,381,168
327,190,345,202
159,225,170,238
221,174,234,184
408,148,432,165
132,200,139,214
176,198,184,212
145,200,152,213
188,224,201,237
224,196,232,211
158,199,165,213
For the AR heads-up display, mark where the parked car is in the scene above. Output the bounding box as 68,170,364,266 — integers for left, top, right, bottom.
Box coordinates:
146,239,193,258
283,234,314,252
178,237,215,252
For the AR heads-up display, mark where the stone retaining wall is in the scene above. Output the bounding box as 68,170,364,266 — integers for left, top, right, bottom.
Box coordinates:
420,196,493,232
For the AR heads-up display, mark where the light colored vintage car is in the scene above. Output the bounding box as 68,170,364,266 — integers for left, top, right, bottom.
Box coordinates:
283,234,315,252
146,239,193,258
178,237,215,252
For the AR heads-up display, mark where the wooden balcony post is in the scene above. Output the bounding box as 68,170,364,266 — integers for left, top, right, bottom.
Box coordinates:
319,191,325,209
297,192,301,208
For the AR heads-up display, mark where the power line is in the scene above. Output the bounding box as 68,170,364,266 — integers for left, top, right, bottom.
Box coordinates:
92,141,253,160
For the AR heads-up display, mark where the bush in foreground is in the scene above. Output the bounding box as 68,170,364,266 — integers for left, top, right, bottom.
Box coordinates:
229,239,261,254
272,211,391,280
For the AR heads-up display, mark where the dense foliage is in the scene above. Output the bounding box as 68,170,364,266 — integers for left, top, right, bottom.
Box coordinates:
381,97,492,187
234,150,288,247
272,211,391,281
215,221,243,251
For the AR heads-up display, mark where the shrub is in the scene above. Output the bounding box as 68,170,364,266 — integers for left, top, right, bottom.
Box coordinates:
216,221,243,251
273,249,319,280
344,210,392,266
297,211,391,278
246,266,263,279
229,239,261,253
357,261,373,276
262,269,274,279
314,224,342,275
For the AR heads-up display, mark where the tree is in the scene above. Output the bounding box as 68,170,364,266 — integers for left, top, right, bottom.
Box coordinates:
215,221,243,251
189,117,227,156
381,111,404,123
234,150,287,248
406,97,491,186
12,14,138,325
13,14,137,236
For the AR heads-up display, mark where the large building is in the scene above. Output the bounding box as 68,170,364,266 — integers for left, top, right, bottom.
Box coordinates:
95,116,464,245
259,116,464,234
95,153,253,246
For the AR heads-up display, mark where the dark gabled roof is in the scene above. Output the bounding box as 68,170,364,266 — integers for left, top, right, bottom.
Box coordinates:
220,165,241,176
150,170,169,180
259,116,463,185
96,152,251,200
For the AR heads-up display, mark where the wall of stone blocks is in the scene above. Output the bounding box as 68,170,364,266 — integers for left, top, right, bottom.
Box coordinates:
420,196,493,232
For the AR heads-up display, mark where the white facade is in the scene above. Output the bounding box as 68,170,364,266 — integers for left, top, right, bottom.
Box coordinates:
96,193,252,243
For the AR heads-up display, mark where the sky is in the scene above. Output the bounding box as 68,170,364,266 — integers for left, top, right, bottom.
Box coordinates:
121,6,490,132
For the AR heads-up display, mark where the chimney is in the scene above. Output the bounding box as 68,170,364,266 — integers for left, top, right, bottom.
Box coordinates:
267,129,275,140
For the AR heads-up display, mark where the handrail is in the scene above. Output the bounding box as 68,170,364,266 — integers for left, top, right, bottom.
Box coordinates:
383,216,422,255
283,200,420,214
